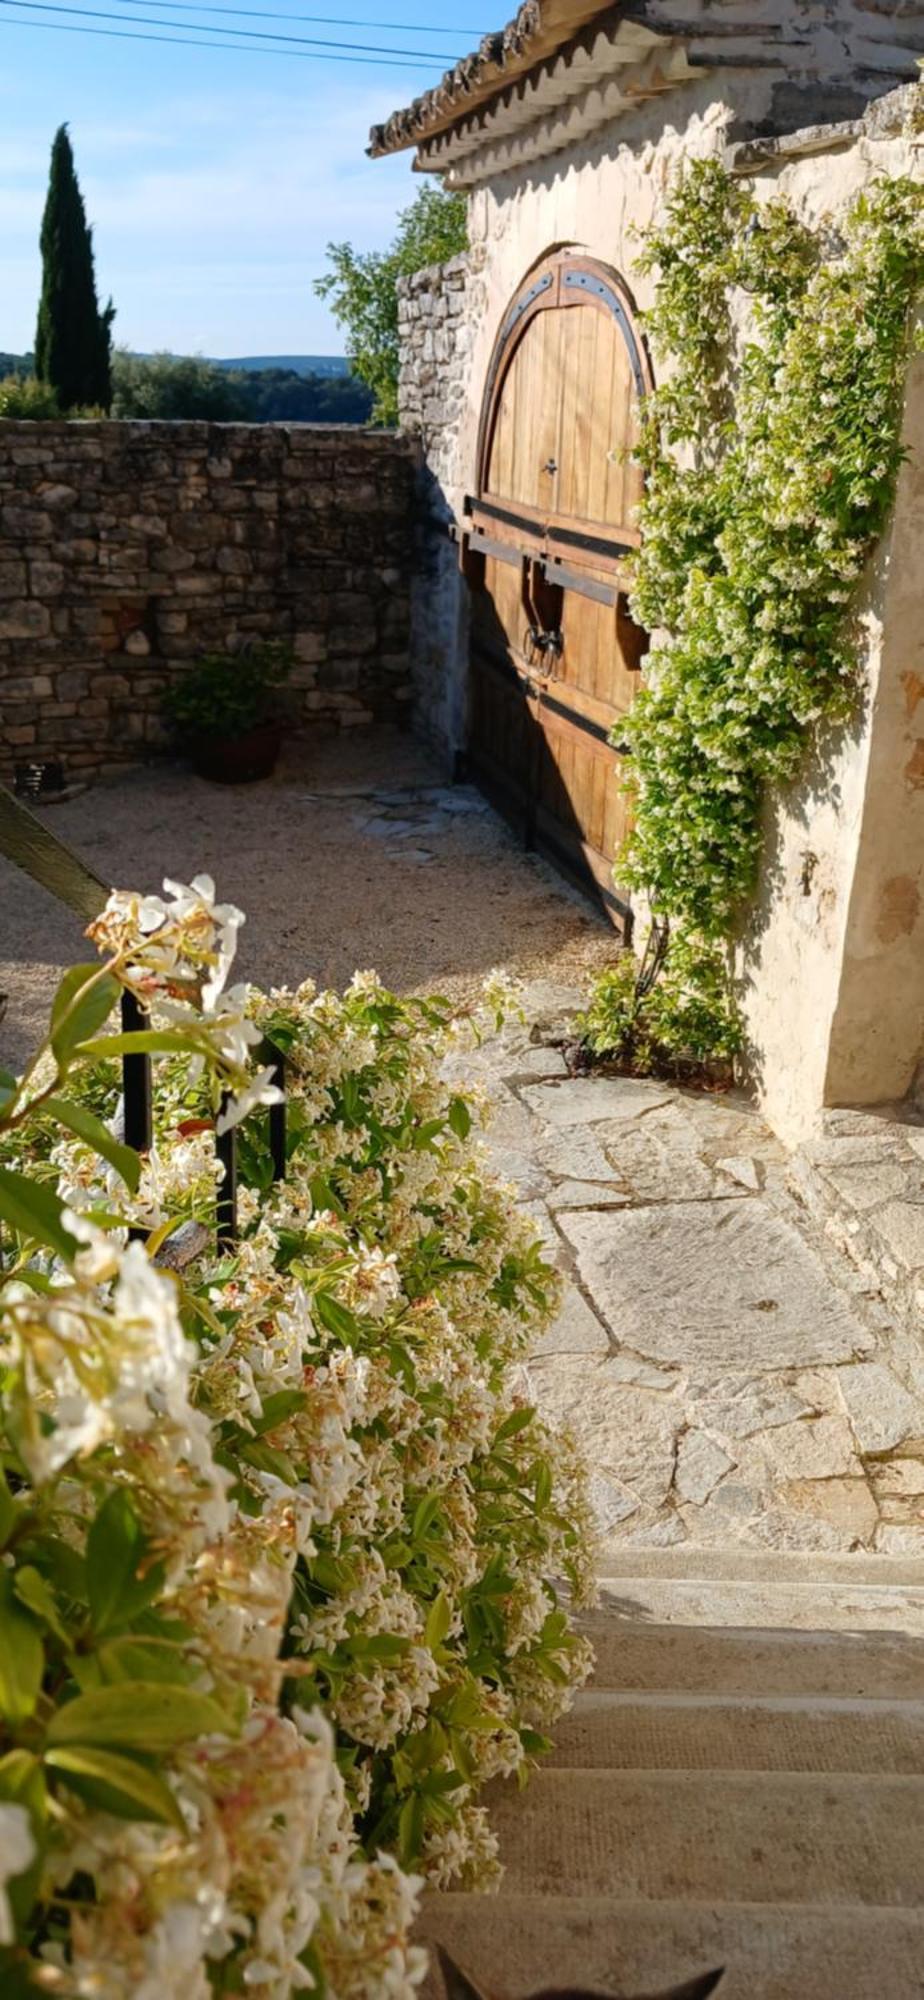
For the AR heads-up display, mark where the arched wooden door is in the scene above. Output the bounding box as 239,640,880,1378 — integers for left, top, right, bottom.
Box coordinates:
462,249,652,931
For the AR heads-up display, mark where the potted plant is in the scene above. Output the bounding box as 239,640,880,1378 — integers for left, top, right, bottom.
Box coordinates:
163,642,293,783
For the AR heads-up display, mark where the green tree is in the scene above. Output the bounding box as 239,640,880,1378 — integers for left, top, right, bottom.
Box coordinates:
315,183,467,425
35,125,115,412
110,350,250,421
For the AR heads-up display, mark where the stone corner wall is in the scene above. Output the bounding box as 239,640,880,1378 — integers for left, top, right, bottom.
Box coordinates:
0,420,419,784
397,252,483,763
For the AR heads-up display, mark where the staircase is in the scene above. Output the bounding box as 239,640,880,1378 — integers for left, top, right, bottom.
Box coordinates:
420,1550,924,1999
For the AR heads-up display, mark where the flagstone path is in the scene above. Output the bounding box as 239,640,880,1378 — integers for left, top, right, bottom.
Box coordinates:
448,980,924,1559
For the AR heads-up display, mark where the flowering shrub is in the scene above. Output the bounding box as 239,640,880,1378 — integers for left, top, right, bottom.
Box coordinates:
0,877,594,1997
587,160,924,1064
579,935,743,1077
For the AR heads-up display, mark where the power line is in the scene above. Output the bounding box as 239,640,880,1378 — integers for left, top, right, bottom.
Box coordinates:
0,6,445,58
0,0,453,52
112,0,484,33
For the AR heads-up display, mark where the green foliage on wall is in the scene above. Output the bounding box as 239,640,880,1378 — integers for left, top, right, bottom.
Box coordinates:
315,183,468,425
587,158,924,1067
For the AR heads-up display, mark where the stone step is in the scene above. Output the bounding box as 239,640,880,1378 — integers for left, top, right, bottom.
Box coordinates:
581,1618,924,1698
596,1547,924,1587
549,1691,924,1771
417,1895,924,2000
491,1770,924,1903
593,1575,924,1632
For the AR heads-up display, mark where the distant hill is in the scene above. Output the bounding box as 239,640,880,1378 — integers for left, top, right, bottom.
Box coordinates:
2,351,351,380
213,355,350,378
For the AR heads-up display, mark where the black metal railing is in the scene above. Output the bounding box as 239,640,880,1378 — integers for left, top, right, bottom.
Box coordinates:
1,782,285,1249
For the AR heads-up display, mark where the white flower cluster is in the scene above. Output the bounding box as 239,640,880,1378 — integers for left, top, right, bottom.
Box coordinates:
87,873,282,1134
0,881,596,1996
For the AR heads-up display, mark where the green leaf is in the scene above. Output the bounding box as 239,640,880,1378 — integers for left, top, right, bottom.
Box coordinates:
412,1494,443,1543
251,1390,307,1436
50,965,120,1062
0,1475,15,1551
0,1166,75,1263
413,1118,446,1151
398,1790,426,1866
95,1638,194,1687
344,1633,410,1663
46,1745,185,1829
0,1749,46,1820
448,1096,472,1140
74,1029,205,1060
0,1578,44,1722
519,1727,553,1758
424,1591,452,1650
449,1728,476,1782
241,1439,298,1482
495,1407,536,1443
13,1568,69,1645
47,1681,235,1751
313,1291,362,1346
86,1492,162,1636
533,1456,553,1510
44,1097,141,1195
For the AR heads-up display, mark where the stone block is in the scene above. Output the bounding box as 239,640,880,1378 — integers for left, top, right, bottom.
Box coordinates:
37,482,78,508
873,1200,924,1273
1,507,52,538
58,539,97,564
558,1200,874,1375
0,601,50,639
675,1429,736,1505
837,1362,923,1454
55,668,90,699
29,561,65,596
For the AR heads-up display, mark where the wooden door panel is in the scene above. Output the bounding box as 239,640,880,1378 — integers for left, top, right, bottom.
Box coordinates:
467,250,652,932
469,649,534,836
556,581,642,714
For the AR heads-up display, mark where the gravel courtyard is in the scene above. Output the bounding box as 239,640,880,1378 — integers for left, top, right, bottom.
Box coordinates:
0,727,614,1072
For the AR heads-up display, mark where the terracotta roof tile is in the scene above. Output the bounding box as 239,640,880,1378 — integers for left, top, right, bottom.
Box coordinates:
367,0,617,157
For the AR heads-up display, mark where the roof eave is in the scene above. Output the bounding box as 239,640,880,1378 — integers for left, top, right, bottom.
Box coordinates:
367,0,619,158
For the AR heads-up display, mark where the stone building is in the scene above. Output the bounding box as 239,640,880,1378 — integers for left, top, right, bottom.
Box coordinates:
371,0,924,1146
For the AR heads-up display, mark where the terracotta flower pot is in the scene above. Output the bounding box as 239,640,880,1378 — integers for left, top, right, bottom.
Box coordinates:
188,722,282,784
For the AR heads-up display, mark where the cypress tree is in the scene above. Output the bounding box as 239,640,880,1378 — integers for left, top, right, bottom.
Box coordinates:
35,126,115,412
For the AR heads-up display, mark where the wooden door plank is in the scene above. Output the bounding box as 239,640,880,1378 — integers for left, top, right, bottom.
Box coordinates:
603,340,632,527
533,308,564,520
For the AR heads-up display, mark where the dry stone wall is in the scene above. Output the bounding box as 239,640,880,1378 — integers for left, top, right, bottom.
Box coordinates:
397,252,483,761
0,421,418,783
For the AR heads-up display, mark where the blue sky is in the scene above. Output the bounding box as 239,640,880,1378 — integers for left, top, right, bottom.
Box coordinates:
0,1,491,356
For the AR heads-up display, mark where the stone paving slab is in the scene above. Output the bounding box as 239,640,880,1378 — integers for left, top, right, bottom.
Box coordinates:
559,1199,873,1373
470,1000,924,1558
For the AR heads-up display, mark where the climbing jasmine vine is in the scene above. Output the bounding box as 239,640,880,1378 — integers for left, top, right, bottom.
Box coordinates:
587,156,924,1067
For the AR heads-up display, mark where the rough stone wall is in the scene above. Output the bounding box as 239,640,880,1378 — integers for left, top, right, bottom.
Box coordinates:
0,421,418,782
397,252,485,761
